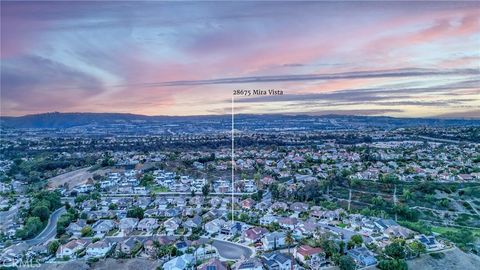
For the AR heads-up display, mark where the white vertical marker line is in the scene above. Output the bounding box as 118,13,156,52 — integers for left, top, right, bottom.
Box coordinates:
231,95,235,225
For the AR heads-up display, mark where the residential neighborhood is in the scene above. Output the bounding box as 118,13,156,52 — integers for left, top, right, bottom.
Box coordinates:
1,115,479,270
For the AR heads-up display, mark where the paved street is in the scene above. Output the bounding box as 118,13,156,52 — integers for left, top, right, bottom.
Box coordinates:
203,238,253,260
25,207,66,246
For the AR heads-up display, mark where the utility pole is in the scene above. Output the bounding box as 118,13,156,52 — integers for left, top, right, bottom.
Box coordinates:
231,95,235,226
394,184,397,222
348,188,352,211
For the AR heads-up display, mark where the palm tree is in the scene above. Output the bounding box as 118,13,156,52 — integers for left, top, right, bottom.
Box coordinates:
285,230,295,269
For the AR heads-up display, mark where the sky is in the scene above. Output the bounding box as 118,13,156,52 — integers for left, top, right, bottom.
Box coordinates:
1,1,479,118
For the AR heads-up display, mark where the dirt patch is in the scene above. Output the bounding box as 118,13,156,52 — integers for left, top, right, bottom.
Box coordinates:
92,258,161,270
23,260,89,270
47,167,109,190
23,258,159,270
408,248,480,270
47,167,93,189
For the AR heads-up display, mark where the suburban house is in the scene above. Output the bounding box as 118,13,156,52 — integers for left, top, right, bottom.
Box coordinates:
66,219,87,237
156,198,169,210
243,227,269,243
163,253,194,270
262,252,292,270
384,225,413,239
277,217,297,230
374,219,398,231
184,215,202,229
164,217,182,235
143,239,155,256
144,209,159,218
262,232,286,250
241,198,256,209
137,218,160,232
198,258,228,270
260,215,277,226
290,202,308,213
92,219,117,235
295,245,326,267
271,202,288,211
205,218,225,235
346,247,377,267
86,240,114,258
232,257,264,270
220,221,242,235
119,237,142,254
296,221,319,237
417,235,442,251
56,239,88,258
119,218,139,234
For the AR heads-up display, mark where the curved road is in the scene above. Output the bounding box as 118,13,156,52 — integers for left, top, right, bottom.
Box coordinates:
200,238,253,260
25,207,66,246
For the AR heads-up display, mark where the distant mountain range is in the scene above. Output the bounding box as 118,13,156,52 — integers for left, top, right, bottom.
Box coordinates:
0,112,478,129
0,112,236,129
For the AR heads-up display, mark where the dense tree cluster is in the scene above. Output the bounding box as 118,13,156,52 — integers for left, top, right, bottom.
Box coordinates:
16,191,62,239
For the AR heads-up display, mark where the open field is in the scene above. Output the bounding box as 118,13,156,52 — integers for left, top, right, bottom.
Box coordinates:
431,226,480,236
407,248,480,270
47,167,93,189
21,260,89,270
47,167,110,189
91,258,161,270
20,258,160,270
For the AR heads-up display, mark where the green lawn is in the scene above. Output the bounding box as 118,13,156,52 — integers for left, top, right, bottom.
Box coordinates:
150,186,170,193
431,226,480,236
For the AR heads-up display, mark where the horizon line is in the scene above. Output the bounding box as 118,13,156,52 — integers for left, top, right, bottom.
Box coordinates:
1,111,479,121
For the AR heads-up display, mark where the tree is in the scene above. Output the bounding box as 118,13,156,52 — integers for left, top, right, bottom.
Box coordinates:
347,240,355,250
140,174,154,186
202,184,210,197
377,259,408,270
16,217,43,239
81,225,93,237
127,207,144,219
285,230,295,268
407,241,426,257
402,188,412,201
48,240,60,255
56,212,75,236
251,190,263,201
338,255,356,270
32,205,49,222
385,242,406,260
270,183,280,199
372,196,384,206
350,234,363,246
442,230,474,249
33,190,62,211
339,241,346,253
285,230,294,253
321,239,339,258
380,173,399,184
439,198,449,207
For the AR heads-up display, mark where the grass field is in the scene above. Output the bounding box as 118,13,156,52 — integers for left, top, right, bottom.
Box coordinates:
150,186,170,193
431,226,480,236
